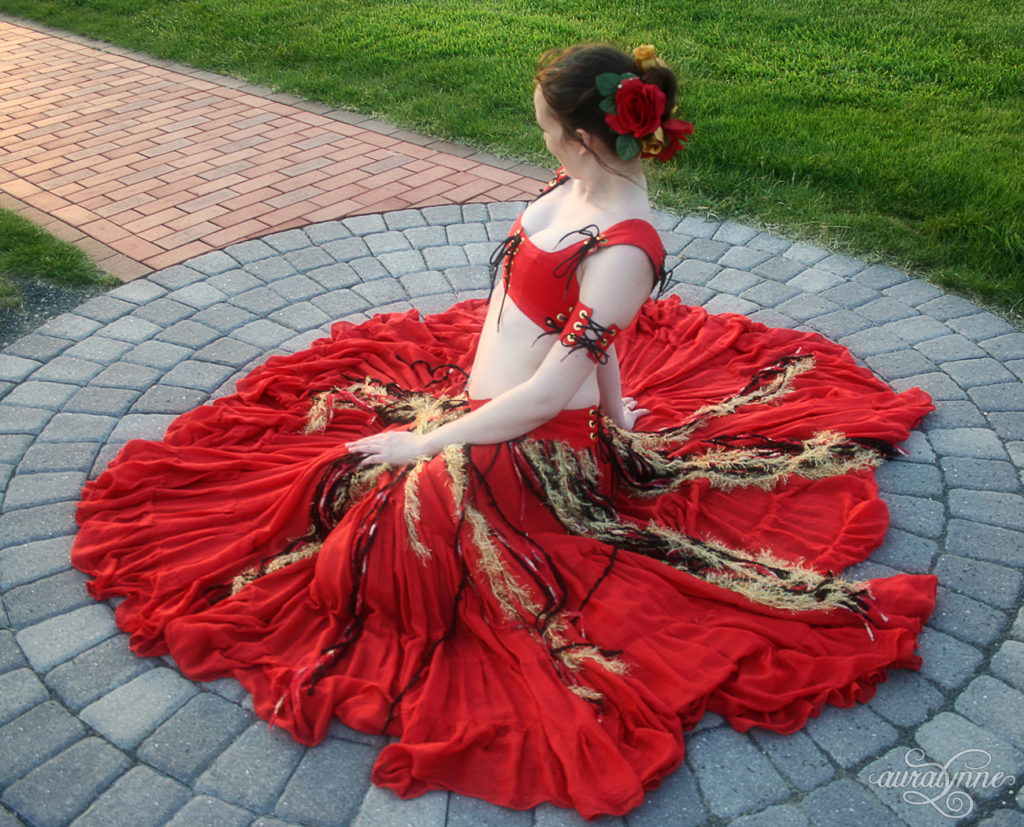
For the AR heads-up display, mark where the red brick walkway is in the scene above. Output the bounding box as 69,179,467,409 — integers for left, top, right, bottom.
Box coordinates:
0,18,547,280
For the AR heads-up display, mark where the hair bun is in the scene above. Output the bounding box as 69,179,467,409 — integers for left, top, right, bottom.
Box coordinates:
639,66,678,121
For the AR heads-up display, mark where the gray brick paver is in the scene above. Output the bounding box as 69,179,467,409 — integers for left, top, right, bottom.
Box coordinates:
3,568,90,627
108,279,166,304
870,528,937,574
266,228,315,253
275,738,377,827
36,412,116,443
949,311,1016,340
284,245,331,272
685,728,789,818
880,314,952,345
164,796,252,827
989,412,1024,442
447,795,533,826
134,297,194,326
993,641,1024,693
949,489,1024,531
916,712,1024,802
194,722,305,813
941,457,1022,493
352,786,448,827
166,255,232,278
982,332,1024,361
2,380,78,410
31,355,104,384
269,274,323,302
269,302,332,332
45,635,156,712
945,520,1024,568
883,492,945,538
64,333,134,364
927,427,1008,460
929,586,1007,646
892,371,966,400
123,339,192,369
803,779,903,827
75,295,134,324
805,704,899,769
131,384,208,414
707,268,760,295
749,729,834,792
137,692,253,784
0,668,49,726
3,470,88,511
917,332,987,362
0,630,27,675
156,319,221,348
884,279,944,306
620,763,705,826
0,737,130,827
867,669,944,728
95,317,161,344
232,286,290,314
875,461,942,496
955,676,1024,753
0,701,85,787
942,357,1017,388
936,555,1022,609
72,765,191,827
224,241,276,266
0,355,40,383
15,604,117,672
207,269,264,296
4,333,71,362
34,313,103,343
926,399,988,429
81,667,198,750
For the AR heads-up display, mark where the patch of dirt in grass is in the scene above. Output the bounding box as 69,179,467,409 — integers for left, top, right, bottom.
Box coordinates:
0,275,112,351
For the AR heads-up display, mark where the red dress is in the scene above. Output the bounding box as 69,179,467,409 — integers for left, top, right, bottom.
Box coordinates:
73,192,936,818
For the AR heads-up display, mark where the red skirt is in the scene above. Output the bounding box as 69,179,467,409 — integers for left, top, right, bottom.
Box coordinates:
73,297,936,819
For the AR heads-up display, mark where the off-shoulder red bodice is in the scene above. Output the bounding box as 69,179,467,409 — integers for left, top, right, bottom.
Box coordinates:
492,172,668,332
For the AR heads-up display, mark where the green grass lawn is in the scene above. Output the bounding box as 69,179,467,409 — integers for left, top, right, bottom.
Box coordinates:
0,208,115,308
3,0,1022,318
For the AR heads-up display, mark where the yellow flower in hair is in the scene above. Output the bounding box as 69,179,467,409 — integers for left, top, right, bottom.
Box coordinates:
641,126,666,158
633,44,668,72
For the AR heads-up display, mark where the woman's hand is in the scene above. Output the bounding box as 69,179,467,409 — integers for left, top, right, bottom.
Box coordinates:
346,430,432,466
619,396,650,430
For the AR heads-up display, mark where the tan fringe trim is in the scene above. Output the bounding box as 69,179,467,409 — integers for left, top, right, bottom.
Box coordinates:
303,390,334,434
230,539,323,596
600,426,883,500
556,643,630,675
303,379,467,435
633,353,815,449
444,443,627,692
519,437,870,615
402,460,433,562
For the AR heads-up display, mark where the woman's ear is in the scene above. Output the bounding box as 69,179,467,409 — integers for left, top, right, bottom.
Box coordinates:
575,129,594,155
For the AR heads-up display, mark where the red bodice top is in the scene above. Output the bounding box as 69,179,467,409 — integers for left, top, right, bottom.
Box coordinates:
492,172,668,333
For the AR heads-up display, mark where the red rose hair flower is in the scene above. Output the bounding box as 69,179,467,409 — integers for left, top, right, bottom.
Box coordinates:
605,77,666,139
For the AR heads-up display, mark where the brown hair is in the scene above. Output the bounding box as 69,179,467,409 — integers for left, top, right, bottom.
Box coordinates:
535,44,678,155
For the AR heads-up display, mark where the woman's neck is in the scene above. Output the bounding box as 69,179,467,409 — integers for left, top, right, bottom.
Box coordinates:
569,159,648,212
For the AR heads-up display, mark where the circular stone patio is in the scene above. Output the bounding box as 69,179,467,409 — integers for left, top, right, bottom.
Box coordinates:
2,204,1024,826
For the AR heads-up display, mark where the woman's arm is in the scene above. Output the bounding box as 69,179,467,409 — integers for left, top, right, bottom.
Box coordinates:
347,244,655,465
596,346,649,429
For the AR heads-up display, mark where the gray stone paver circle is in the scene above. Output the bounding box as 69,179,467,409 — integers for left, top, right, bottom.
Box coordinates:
2,202,1024,826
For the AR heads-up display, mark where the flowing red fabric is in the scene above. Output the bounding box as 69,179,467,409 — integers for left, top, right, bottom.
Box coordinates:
73,297,936,819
